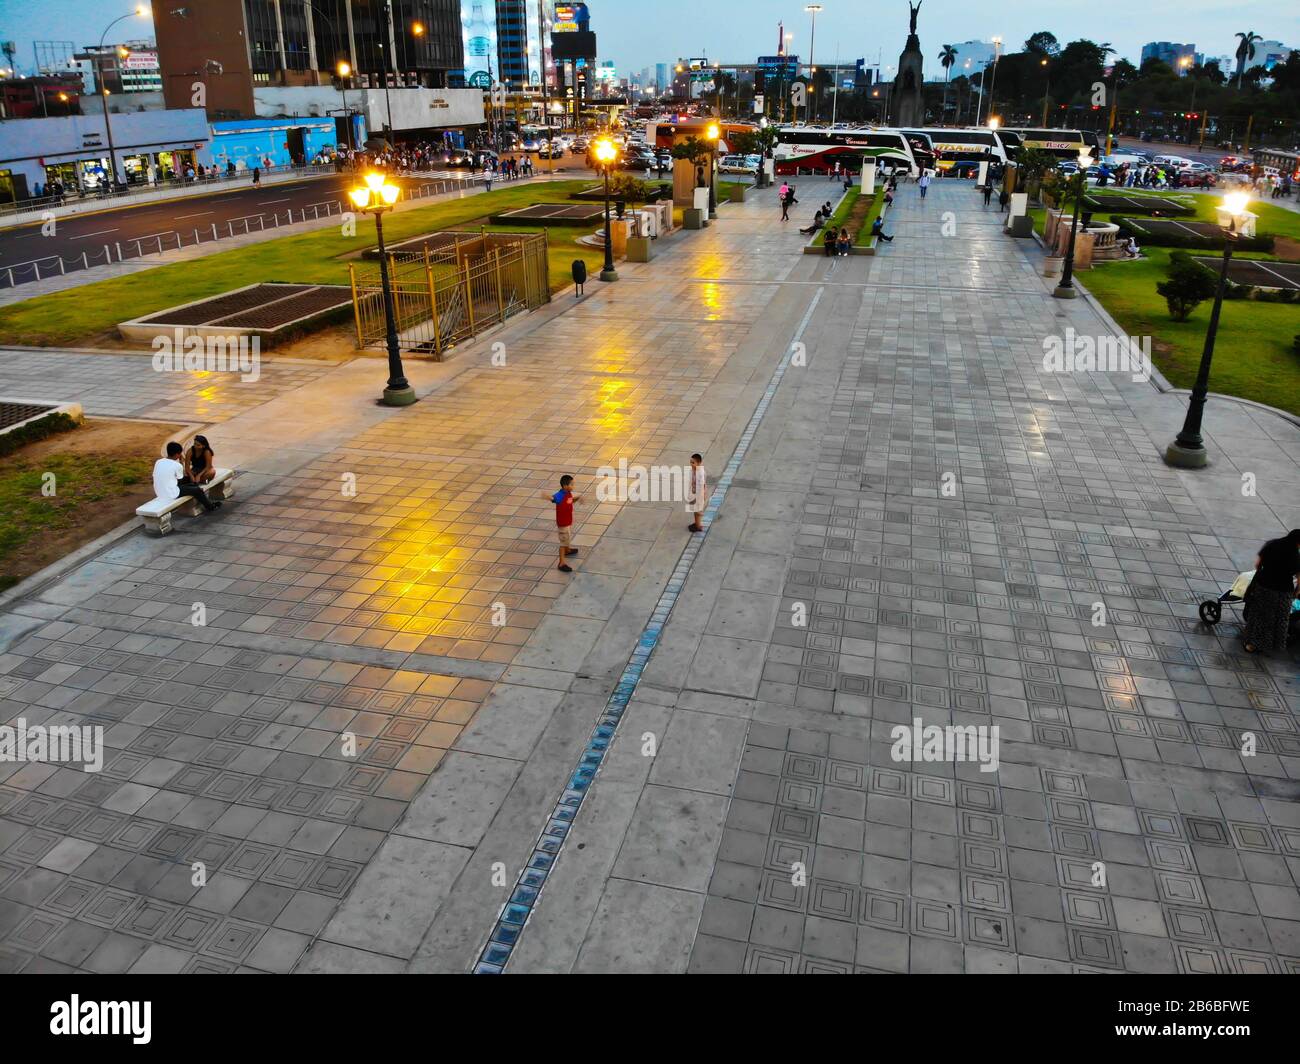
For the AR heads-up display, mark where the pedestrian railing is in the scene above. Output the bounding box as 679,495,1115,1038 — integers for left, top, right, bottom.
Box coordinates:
348,231,549,359
0,176,478,291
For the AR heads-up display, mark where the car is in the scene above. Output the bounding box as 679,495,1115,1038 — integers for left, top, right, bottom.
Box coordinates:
537,142,566,160
623,148,658,171
571,137,590,153
520,137,541,152
719,154,758,174
1179,161,1212,175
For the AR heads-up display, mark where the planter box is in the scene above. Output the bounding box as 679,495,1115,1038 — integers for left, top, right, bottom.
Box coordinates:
627,235,653,262
683,207,705,230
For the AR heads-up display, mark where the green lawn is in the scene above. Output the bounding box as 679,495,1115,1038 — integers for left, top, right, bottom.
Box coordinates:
0,181,594,346
0,452,149,591
1031,188,1300,416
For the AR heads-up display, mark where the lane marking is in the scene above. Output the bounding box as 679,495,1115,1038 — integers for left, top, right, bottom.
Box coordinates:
472,285,827,974
258,198,290,205
174,211,213,220
74,229,119,239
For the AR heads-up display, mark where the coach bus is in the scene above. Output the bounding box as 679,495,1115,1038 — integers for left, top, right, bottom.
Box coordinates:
1251,147,1300,180
1004,128,1102,161
900,127,1010,174
773,126,935,177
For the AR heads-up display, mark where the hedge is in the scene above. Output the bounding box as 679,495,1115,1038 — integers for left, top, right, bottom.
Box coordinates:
0,411,81,459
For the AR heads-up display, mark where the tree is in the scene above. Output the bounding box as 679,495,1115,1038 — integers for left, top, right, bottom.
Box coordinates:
671,136,711,186
1157,252,1217,321
1024,31,1060,57
1235,30,1263,88
938,44,957,121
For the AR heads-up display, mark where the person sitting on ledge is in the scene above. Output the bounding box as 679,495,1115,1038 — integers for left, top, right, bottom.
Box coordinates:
800,207,826,235
871,215,894,243
823,227,837,256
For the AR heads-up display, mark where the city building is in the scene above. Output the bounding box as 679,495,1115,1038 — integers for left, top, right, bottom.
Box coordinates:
494,1,547,91
1247,40,1292,71
74,40,162,96
655,62,669,95
154,1,466,120
947,40,996,79
1140,41,1197,72
0,107,211,199
0,74,84,120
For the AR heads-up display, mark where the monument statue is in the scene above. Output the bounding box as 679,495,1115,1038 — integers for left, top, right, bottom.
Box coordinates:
892,0,926,129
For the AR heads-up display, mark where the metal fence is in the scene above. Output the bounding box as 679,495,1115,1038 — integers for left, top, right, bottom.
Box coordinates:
349,232,550,359
0,174,480,291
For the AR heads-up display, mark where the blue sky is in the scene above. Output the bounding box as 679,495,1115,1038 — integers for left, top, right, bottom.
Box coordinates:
0,0,1289,78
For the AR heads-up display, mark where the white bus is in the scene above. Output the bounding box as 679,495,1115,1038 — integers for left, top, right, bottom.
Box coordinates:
900,128,1009,175
773,126,936,177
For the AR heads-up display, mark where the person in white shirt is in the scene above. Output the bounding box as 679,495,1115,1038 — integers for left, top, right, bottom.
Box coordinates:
688,453,708,533
918,169,932,199
153,441,218,512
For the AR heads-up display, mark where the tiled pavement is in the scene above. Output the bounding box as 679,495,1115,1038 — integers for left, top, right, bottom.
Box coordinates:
0,347,334,423
1,179,1299,973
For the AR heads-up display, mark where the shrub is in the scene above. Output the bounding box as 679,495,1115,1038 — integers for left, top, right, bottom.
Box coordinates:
0,411,80,459
1156,251,1218,321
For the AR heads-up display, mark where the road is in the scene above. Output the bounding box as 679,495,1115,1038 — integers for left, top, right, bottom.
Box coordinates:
0,169,475,288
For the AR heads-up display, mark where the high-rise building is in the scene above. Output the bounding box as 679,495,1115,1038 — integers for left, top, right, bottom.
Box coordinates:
495,1,548,89
1247,40,1291,71
155,1,464,118
1140,41,1197,72
655,62,669,95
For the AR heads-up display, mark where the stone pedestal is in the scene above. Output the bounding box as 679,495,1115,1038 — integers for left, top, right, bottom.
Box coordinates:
892,34,925,128
627,235,653,262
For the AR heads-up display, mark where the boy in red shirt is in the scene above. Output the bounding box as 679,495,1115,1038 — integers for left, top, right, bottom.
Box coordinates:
547,474,582,572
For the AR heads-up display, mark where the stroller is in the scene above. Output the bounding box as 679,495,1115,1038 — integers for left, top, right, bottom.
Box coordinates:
1199,570,1300,631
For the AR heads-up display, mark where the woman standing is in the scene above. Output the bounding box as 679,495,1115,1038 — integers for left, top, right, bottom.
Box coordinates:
1242,530,1300,654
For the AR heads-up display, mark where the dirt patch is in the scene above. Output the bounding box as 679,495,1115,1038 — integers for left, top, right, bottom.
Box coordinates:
1271,236,1300,263
0,418,184,591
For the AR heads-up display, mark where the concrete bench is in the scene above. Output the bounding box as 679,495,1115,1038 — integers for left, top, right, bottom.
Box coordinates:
136,468,236,535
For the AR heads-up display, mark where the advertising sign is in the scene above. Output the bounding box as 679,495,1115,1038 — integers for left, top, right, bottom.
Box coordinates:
462,0,497,88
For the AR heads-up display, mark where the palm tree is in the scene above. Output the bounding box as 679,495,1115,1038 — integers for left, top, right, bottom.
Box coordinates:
1235,31,1262,88
938,45,957,124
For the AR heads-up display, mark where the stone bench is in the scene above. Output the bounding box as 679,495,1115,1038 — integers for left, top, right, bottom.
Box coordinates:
136,468,236,535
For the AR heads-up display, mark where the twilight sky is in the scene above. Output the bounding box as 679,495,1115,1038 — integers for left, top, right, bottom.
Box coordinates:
0,0,1291,78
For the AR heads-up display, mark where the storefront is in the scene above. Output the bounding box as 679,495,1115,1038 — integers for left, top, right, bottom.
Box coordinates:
0,108,211,201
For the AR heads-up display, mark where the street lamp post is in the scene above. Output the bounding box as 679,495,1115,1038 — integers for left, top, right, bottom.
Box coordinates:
349,172,416,406
1164,192,1251,468
1052,148,1094,299
336,61,353,149
1040,58,1050,127
706,121,720,220
96,7,147,192
594,137,619,282
804,5,822,123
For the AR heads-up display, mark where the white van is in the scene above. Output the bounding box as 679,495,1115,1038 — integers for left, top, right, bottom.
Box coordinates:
1152,154,1195,169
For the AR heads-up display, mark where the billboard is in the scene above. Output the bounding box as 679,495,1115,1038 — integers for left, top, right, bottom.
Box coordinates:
552,3,590,32
461,0,498,88
525,0,543,85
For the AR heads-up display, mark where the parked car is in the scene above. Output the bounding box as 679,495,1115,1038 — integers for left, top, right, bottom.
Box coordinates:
719,154,759,174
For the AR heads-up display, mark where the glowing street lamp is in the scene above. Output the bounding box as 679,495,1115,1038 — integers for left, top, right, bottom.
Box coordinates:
1052,148,1094,299
706,121,720,220
1165,191,1252,467
336,60,354,149
593,137,620,281
349,172,416,406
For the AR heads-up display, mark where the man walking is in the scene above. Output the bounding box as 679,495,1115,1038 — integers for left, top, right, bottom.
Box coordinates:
687,454,708,533
982,182,994,207
778,182,791,221
547,475,582,572
918,169,931,200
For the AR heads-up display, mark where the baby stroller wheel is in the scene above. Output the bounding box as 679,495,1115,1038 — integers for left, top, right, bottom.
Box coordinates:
1199,600,1221,625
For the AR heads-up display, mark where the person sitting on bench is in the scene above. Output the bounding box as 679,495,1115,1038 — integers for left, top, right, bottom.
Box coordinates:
186,435,217,485
823,227,837,256
154,441,218,513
